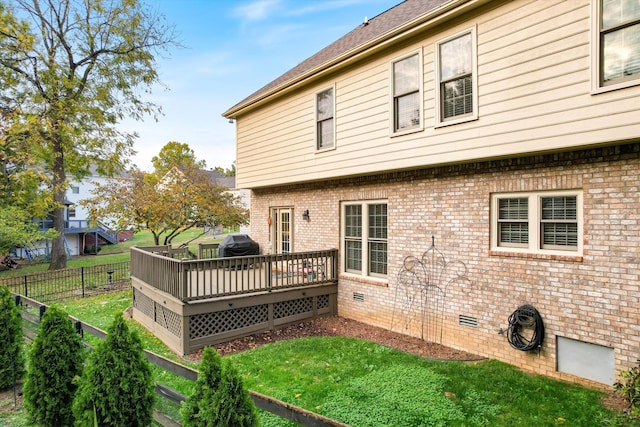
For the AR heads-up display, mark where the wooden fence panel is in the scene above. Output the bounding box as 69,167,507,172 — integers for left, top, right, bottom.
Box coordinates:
13,293,349,427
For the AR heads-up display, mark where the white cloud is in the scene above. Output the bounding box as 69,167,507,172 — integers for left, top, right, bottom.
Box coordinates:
233,0,281,22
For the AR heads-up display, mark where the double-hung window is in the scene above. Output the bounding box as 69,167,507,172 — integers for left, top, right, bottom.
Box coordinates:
435,28,478,126
316,86,335,150
491,191,582,256
391,51,422,134
593,0,640,91
343,201,388,278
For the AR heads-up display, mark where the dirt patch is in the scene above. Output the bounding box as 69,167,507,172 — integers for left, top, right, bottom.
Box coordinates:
184,316,484,361
0,385,22,414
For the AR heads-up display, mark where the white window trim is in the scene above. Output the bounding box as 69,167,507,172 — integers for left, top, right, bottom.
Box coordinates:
490,190,583,257
434,26,478,127
340,200,388,280
389,48,424,137
591,0,640,94
315,84,336,152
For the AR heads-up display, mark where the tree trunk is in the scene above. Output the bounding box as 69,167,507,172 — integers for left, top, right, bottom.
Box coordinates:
49,138,67,270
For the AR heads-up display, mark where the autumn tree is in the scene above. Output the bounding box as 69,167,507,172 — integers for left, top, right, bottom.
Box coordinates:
0,0,177,269
82,147,248,245
151,141,207,177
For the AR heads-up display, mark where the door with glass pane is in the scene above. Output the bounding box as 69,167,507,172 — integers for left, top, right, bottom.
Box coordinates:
272,208,292,254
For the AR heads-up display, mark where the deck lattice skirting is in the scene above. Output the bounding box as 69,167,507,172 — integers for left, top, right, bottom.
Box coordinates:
130,247,338,354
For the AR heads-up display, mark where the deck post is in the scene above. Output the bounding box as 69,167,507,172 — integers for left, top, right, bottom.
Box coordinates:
180,261,188,301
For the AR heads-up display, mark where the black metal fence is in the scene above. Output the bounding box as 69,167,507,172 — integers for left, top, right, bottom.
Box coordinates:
0,262,130,303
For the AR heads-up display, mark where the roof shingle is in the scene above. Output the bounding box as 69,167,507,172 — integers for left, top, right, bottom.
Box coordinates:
224,0,450,116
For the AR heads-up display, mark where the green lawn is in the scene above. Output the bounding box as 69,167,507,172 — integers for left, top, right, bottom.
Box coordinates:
2,228,229,276
2,289,635,427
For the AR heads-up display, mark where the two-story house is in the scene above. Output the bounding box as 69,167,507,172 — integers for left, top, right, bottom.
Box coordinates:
13,166,122,259
223,0,640,387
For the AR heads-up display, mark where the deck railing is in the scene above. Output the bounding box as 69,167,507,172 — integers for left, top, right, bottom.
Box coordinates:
131,246,338,302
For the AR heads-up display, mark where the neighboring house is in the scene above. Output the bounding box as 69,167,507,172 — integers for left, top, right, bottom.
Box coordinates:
204,170,251,235
14,166,121,259
223,0,640,387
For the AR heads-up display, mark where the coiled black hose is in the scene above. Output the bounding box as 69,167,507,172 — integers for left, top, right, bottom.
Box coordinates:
506,305,544,352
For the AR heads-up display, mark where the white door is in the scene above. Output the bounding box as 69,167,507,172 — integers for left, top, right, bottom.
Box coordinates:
271,208,292,254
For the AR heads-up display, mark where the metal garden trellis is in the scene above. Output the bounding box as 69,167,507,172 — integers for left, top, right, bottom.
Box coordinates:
391,236,472,343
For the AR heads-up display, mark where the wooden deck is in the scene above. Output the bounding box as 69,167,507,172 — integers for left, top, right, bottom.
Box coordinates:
130,246,338,354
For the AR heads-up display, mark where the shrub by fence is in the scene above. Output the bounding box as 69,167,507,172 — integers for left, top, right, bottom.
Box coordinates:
0,262,130,303
12,294,349,427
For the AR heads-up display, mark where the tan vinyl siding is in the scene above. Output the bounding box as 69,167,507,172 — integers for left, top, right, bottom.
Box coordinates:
236,0,640,189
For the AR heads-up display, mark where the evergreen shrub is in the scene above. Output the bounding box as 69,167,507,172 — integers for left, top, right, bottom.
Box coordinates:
23,305,84,427
181,346,223,426
73,313,155,427
0,286,24,391
181,347,259,427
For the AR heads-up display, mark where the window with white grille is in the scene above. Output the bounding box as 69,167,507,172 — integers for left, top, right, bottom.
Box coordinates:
435,28,477,126
316,86,335,150
342,201,388,278
390,51,422,134
491,191,582,256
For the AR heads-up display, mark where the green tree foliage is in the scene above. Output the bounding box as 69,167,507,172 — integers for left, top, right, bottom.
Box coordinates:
182,347,259,427
0,108,57,256
216,358,259,427
73,313,155,427
0,205,56,256
181,347,224,426
23,305,84,427
151,141,207,177
0,285,24,391
213,161,236,177
82,143,248,245
0,108,53,218
0,0,177,270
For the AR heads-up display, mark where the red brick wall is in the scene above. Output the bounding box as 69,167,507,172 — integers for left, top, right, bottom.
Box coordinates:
249,143,640,387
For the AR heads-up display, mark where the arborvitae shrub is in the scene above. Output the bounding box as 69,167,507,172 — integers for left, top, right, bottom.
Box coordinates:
181,347,259,427
215,358,259,427
23,305,84,427
0,286,24,390
181,347,223,426
73,313,155,427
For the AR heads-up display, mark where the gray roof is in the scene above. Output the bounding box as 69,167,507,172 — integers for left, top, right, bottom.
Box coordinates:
224,0,449,117
203,169,236,189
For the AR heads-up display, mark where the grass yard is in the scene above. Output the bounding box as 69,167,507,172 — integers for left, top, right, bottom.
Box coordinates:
2,228,230,277
2,289,634,427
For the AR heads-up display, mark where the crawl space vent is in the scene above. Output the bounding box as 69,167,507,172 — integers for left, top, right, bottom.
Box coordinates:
459,314,478,328
353,292,365,302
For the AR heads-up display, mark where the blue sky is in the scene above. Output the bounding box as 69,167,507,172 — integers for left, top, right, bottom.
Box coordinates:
123,0,399,172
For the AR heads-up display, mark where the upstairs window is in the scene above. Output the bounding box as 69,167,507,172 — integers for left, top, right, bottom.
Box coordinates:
391,51,422,134
594,0,640,90
342,201,388,278
316,86,335,150
436,28,478,126
491,191,582,256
